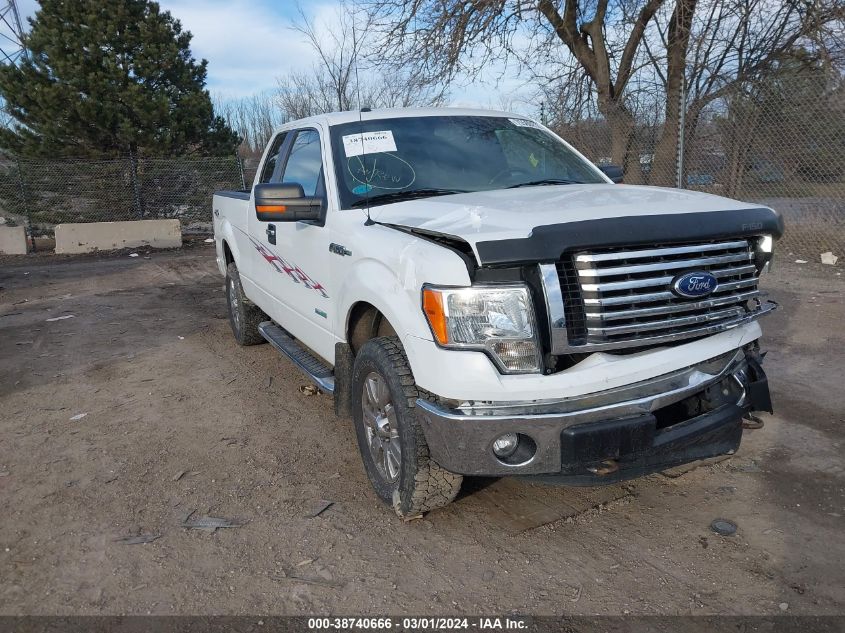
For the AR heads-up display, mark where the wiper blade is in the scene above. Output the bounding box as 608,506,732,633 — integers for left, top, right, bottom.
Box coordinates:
506,179,582,188
350,188,469,207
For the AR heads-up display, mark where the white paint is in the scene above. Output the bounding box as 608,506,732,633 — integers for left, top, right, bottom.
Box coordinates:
69,413,88,421
369,183,763,263
213,107,771,403
342,130,397,157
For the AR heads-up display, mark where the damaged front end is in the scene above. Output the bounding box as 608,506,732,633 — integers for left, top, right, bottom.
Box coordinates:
415,343,772,483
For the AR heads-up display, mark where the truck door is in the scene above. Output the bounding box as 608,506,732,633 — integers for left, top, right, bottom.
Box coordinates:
234,131,289,293
246,126,335,363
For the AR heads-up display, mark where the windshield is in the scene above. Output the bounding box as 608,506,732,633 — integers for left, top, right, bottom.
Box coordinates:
329,116,605,209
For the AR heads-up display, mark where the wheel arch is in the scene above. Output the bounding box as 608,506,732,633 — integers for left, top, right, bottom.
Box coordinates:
346,301,398,354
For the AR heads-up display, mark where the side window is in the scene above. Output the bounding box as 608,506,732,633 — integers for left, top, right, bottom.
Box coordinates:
281,130,324,197
259,132,287,184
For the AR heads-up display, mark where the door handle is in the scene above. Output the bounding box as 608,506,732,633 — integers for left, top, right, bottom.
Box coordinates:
266,224,276,245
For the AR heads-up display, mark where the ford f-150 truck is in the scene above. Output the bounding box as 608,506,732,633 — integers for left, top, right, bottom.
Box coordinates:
213,108,782,517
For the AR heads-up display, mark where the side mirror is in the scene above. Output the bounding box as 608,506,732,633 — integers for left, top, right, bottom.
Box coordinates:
254,182,322,222
598,165,623,184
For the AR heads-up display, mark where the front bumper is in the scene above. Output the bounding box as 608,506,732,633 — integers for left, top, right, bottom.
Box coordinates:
416,346,772,481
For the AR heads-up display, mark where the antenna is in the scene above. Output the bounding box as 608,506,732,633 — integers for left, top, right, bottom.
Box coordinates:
0,0,27,65
350,0,373,225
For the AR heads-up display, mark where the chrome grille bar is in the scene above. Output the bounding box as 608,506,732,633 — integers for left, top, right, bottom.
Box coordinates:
587,306,746,337
574,240,750,262
582,278,759,306
584,290,761,321
540,238,775,354
580,265,757,293
577,252,751,278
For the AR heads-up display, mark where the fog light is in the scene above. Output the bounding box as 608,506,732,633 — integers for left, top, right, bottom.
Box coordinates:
492,433,519,458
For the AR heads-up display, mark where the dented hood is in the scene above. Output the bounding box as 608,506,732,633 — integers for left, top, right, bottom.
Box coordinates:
370,184,782,265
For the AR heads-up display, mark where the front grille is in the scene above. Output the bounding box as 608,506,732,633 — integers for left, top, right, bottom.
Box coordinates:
556,239,762,350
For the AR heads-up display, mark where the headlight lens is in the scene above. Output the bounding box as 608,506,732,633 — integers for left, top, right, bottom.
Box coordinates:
422,285,541,373
753,234,774,272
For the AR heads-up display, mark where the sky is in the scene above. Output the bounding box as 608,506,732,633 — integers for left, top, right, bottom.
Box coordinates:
11,0,531,112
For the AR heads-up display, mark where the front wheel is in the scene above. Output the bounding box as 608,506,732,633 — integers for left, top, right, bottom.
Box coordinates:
351,336,463,518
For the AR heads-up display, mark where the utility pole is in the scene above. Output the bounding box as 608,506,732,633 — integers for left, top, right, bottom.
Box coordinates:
0,0,28,66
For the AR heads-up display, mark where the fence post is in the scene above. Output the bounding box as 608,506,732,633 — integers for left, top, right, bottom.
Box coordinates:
676,76,686,190
237,156,246,191
129,149,144,219
15,159,36,252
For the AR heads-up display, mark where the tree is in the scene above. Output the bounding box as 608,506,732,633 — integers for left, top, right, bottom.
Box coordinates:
0,0,239,158
213,92,285,158
645,0,845,185
277,2,444,120
363,0,844,183
364,0,667,178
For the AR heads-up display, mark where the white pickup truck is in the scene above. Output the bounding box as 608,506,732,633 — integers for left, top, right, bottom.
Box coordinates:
213,108,782,517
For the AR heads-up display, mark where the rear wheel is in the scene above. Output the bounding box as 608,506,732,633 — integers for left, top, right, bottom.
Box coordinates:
225,262,266,346
351,336,462,517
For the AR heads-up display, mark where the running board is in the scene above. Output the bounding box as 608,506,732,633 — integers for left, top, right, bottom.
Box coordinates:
258,321,335,393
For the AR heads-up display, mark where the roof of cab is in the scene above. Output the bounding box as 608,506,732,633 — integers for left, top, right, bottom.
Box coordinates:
275,107,526,132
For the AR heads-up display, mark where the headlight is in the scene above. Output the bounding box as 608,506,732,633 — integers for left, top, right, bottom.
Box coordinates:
422,285,541,374
753,234,774,272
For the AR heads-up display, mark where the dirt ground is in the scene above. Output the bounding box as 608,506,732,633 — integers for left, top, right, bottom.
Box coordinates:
1,244,843,616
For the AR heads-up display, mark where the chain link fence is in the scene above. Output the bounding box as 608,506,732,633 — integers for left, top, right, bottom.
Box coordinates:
1,90,843,261
559,80,845,262
0,155,246,236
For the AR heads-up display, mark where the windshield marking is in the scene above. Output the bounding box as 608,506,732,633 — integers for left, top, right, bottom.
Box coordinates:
347,153,417,191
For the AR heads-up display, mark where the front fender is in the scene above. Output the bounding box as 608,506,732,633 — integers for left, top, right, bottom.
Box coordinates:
334,228,473,374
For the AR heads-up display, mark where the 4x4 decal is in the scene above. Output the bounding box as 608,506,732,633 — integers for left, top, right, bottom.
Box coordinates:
248,236,328,298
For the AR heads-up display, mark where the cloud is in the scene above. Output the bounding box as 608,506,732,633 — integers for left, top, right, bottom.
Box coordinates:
11,0,534,112
161,0,320,98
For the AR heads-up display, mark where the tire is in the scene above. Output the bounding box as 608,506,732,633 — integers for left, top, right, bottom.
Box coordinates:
351,336,462,518
225,262,266,346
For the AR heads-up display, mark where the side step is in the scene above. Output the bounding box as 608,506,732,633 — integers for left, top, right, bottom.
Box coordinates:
258,321,335,393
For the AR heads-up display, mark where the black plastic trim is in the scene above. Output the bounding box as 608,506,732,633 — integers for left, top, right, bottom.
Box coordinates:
475,207,784,265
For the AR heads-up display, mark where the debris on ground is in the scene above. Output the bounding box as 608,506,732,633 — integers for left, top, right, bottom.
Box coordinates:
296,558,315,567
779,602,789,611
794,259,808,264
820,252,838,265
181,516,247,532
265,376,273,388
274,571,344,589
204,238,214,243
171,470,187,482
46,315,75,322
129,253,139,258
710,518,738,536
299,385,319,396
742,414,765,429
69,413,88,421
305,500,334,518
114,534,161,545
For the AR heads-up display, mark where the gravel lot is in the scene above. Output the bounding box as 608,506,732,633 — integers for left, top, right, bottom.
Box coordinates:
1,244,843,615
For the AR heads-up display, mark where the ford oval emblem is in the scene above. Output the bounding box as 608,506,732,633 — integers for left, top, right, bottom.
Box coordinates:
672,271,718,299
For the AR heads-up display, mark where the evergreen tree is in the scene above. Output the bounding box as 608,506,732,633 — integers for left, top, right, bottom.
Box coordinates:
0,0,239,157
